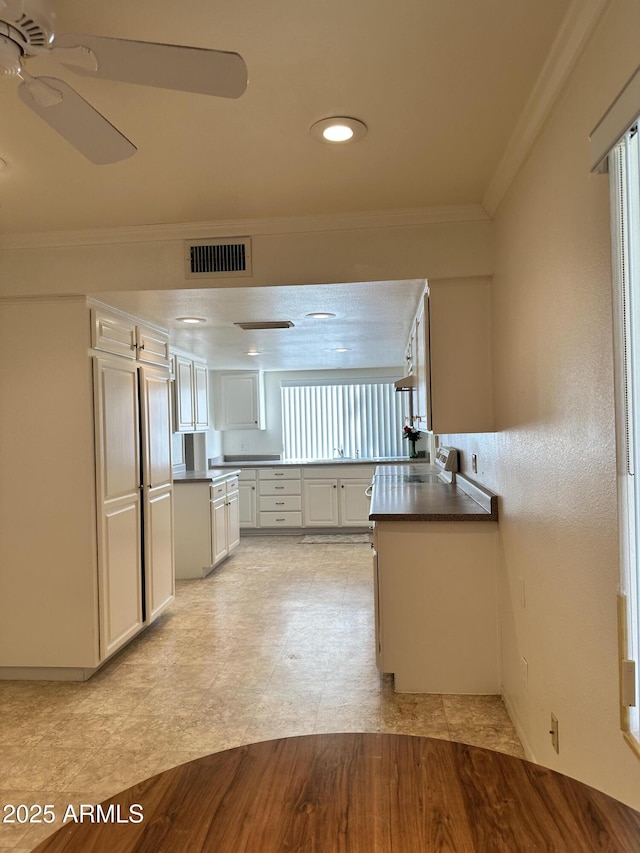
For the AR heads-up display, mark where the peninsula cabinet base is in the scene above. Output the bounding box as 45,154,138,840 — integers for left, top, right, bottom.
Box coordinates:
375,520,499,694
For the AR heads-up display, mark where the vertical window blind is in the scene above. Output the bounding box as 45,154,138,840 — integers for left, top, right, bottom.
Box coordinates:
611,129,640,745
281,380,405,461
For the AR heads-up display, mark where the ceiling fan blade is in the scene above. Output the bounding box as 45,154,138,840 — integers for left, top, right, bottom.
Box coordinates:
17,76,137,164
52,34,248,99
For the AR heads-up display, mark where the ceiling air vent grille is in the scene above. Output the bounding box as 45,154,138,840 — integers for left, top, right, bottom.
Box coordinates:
185,237,252,279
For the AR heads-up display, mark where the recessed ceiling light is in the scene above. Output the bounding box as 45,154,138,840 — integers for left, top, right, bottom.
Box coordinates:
246,350,261,356
334,347,350,353
310,117,367,144
306,312,336,319
176,316,206,324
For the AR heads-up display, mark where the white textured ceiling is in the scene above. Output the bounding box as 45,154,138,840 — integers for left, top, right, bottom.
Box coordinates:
98,280,425,371
0,0,570,234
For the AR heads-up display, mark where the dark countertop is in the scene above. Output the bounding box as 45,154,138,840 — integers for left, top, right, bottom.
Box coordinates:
173,468,240,484
369,467,498,522
208,456,422,468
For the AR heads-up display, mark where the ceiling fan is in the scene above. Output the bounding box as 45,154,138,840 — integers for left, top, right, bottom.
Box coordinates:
0,0,248,164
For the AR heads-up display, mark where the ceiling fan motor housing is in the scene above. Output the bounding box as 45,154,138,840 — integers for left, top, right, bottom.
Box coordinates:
0,0,54,57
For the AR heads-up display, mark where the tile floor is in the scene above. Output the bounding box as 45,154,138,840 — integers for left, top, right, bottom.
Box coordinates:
0,535,524,851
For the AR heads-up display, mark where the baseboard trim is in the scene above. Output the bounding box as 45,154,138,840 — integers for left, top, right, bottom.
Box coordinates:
0,665,99,682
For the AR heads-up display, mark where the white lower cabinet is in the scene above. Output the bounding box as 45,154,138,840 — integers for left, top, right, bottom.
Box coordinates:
238,469,257,528
302,479,339,526
258,468,302,528
373,519,499,694
174,473,240,578
302,466,374,528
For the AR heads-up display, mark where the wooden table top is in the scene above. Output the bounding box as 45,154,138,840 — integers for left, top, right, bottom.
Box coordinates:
34,733,640,852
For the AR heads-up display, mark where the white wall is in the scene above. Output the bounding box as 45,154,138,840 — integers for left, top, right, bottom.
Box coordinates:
440,0,640,809
212,368,406,457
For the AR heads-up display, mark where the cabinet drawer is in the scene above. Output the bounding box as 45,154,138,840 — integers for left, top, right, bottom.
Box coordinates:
259,511,303,527
259,480,301,496
258,468,300,480
210,481,227,500
259,495,302,511
239,469,257,481
226,476,239,493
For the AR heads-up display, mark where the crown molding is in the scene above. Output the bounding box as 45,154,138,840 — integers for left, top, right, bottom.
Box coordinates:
482,0,610,216
0,204,490,251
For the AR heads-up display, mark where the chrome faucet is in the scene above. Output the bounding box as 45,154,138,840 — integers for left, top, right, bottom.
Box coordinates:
334,447,344,458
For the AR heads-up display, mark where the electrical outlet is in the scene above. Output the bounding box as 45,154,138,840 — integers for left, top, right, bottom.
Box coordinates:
550,713,559,753
472,453,478,473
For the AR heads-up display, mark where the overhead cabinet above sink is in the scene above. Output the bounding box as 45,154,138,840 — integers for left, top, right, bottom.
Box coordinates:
214,370,266,430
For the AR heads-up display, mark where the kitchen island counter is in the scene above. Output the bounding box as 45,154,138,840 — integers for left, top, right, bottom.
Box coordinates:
173,468,240,484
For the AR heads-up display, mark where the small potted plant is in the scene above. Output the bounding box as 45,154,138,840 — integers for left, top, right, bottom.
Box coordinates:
402,424,421,458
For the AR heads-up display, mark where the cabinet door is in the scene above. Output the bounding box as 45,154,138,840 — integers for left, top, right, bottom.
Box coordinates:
339,479,372,526
140,366,175,622
193,362,210,431
414,296,429,432
239,481,257,527
137,324,170,366
211,496,228,565
145,487,174,621
226,491,241,552
91,308,137,359
93,357,143,659
174,355,195,432
302,479,339,526
219,372,263,429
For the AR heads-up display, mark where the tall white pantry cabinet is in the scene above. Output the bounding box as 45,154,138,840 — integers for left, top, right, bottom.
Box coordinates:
0,298,174,679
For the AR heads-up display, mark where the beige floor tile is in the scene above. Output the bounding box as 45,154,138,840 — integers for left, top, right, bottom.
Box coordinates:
448,723,526,758
442,694,512,727
0,534,525,844
0,747,90,791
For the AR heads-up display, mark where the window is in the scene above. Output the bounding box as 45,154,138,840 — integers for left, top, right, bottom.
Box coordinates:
610,128,640,751
281,379,405,461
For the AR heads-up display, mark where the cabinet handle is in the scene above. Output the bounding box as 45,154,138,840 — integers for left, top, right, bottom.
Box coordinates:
275,486,284,490
275,502,285,505
274,472,284,476
276,518,285,522
333,484,337,489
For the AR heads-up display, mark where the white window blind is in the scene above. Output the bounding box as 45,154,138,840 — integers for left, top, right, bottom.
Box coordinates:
611,130,640,747
281,380,405,461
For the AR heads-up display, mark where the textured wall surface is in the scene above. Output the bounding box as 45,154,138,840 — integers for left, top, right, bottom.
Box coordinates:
441,0,640,809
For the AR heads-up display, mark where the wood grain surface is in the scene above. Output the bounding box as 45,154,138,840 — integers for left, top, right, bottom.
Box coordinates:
33,733,640,852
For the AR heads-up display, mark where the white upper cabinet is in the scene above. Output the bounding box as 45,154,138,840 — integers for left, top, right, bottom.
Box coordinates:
172,351,210,433
216,371,266,430
193,362,210,431
136,323,171,366
409,278,494,434
91,306,169,366
91,306,137,359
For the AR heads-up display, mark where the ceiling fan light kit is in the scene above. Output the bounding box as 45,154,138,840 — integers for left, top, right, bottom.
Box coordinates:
0,0,248,164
